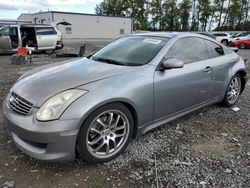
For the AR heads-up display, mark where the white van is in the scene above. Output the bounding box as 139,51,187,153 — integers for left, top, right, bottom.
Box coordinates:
0,24,63,53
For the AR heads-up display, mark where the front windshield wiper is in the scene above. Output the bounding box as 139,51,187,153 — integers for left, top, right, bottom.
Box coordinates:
92,56,125,66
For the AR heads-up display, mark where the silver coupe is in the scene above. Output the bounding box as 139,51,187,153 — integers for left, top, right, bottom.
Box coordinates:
3,33,248,163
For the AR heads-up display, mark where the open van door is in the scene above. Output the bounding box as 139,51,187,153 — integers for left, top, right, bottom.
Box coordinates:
0,26,12,52
36,27,58,50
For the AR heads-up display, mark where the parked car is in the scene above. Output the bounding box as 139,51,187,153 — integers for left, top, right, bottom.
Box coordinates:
231,38,250,49
212,32,233,45
233,31,250,38
230,32,240,37
233,34,250,42
0,24,63,53
3,33,248,163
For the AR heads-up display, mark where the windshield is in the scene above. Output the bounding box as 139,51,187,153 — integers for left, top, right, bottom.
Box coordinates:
91,36,169,66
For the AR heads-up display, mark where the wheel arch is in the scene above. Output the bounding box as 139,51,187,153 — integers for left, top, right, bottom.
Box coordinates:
236,69,248,94
77,99,139,138
221,39,228,42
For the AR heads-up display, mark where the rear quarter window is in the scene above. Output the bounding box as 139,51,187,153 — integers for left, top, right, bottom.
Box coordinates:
36,27,57,35
205,40,225,58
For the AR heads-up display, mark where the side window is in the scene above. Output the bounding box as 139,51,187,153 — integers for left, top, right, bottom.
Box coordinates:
9,27,17,36
165,37,209,64
36,27,57,35
205,40,224,58
0,26,10,37
120,29,125,35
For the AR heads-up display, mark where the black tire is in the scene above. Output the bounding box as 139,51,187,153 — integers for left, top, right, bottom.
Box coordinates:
239,43,246,49
77,103,134,163
221,74,242,107
221,39,228,45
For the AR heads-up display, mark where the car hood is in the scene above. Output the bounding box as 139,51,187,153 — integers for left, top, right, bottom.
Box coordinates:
12,58,134,107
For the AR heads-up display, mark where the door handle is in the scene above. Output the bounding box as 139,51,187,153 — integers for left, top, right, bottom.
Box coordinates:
203,66,213,73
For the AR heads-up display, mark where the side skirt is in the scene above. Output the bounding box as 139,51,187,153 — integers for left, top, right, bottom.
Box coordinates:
137,97,222,137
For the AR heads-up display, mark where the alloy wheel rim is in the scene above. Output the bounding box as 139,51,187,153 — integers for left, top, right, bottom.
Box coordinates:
86,110,130,159
227,77,241,104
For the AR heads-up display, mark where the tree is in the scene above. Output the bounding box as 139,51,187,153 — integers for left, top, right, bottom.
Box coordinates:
150,0,163,30
179,0,192,31
96,0,250,31
214,0,226,30
127,0,149,30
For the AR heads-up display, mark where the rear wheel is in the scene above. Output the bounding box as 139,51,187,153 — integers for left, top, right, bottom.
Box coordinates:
77,103,134,163
221,74,242,107
239,43,246,49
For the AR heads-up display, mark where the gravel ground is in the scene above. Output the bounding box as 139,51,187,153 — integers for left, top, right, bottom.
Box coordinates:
0,48,249,188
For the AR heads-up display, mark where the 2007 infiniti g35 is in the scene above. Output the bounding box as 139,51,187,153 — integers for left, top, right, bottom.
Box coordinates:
3,33,248,163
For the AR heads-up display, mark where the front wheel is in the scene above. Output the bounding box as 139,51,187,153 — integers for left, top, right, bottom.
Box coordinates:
221,75,242,107
77,103,134,163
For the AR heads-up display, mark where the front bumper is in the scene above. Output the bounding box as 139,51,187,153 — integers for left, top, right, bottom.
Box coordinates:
2,99,80,162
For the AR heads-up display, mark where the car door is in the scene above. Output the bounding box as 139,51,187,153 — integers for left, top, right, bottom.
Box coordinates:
153,37,214,120
0,26,12,52
36,27,58,50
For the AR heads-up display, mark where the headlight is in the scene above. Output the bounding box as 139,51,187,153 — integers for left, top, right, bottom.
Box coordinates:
36,89,88,121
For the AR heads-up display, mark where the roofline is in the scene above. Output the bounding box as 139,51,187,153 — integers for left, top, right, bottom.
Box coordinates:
20,24,52,27
18,11,133,20
0,24,53,27
0,19,31,22
132,32,180,38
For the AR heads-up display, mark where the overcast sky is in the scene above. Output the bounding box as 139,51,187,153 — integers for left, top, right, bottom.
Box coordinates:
0,0,102,19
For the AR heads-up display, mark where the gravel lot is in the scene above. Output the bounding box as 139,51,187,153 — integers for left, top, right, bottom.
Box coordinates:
0,48,249,188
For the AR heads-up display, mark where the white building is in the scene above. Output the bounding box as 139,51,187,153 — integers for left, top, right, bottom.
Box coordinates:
18,11,133,42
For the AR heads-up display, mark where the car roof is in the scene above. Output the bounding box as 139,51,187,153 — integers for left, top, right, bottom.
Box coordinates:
133,32,179,38
132,32,210,39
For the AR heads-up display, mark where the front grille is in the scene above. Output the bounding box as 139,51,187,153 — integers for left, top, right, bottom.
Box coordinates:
7,92,33,116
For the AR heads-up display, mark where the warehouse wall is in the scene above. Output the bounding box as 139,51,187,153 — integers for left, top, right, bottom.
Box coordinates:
18,12,132,41
54,13,132,40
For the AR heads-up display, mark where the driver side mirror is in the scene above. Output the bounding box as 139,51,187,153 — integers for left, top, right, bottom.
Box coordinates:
159,58,184,70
